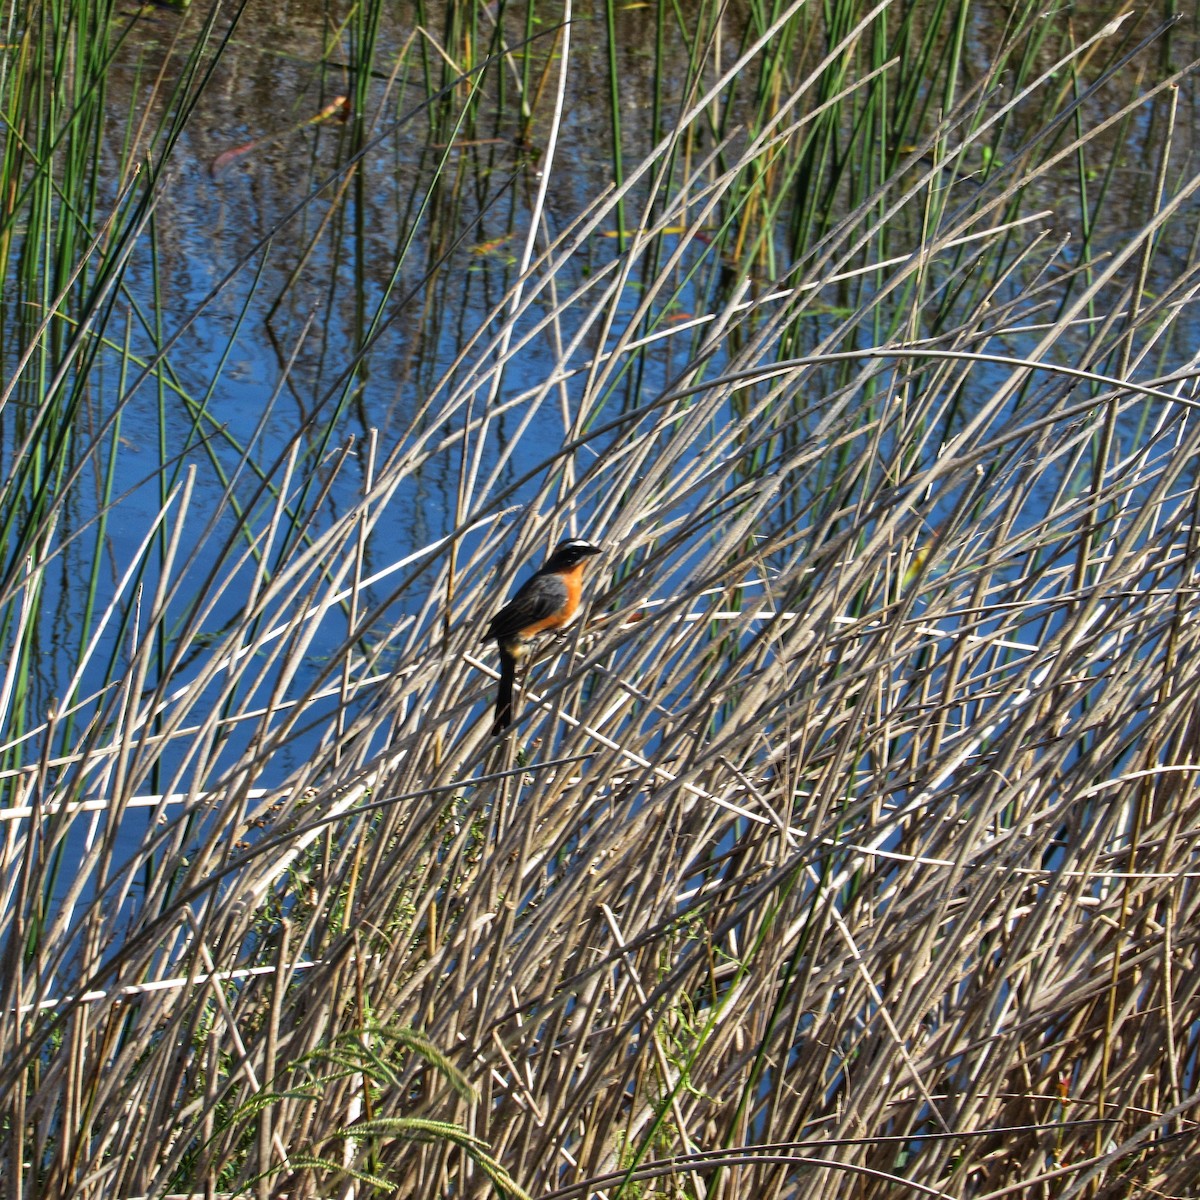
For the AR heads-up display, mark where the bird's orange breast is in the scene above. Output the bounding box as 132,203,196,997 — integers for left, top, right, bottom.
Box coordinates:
518,559,588,637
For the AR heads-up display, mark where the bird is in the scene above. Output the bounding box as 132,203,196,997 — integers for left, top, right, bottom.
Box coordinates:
484,538,603,735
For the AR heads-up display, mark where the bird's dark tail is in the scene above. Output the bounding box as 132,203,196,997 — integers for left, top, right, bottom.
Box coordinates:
491,653,517,736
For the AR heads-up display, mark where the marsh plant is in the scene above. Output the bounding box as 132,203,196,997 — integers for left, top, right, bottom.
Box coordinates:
1,0,1200,1197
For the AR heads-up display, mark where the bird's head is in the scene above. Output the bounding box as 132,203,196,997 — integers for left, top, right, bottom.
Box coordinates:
543,538,603,571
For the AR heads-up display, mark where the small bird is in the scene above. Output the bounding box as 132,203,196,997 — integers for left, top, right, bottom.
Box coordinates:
484,538,603,735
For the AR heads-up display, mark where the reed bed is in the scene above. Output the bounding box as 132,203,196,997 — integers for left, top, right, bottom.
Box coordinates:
1,1,1199,1197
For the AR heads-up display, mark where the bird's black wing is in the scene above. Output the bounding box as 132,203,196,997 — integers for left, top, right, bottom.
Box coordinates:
485,571,569,642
